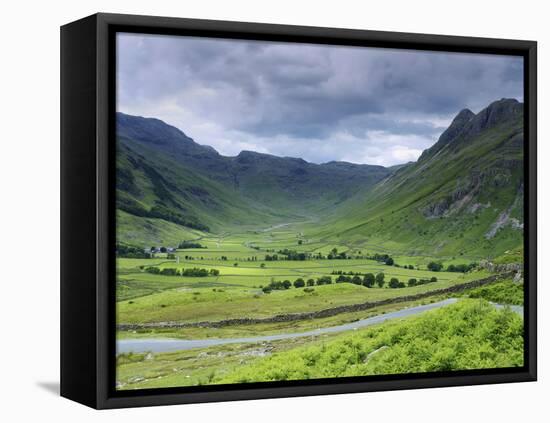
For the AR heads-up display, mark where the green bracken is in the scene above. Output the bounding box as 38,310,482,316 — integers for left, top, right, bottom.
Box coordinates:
216,300,523,384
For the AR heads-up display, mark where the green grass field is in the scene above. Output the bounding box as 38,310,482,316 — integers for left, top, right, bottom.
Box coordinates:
117,274,485,324
116,215,522,391
116,224,488,326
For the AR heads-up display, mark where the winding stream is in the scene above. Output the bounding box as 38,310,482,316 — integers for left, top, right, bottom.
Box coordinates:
117,299,523,354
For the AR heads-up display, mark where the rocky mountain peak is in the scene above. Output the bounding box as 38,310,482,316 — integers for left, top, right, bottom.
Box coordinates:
466,98,523,136
116,112,219,159
418,107,474,161
418,99,522,162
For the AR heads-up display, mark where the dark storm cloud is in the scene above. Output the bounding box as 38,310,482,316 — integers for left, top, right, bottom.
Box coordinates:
117,33,523,166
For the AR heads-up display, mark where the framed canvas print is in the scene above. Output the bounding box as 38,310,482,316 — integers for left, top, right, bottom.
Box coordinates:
60,13,537,409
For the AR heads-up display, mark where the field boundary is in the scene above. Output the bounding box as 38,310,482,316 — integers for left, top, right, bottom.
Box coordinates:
117,272,515,330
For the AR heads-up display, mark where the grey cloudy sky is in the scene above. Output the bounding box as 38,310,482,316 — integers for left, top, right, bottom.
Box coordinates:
117,33,523,166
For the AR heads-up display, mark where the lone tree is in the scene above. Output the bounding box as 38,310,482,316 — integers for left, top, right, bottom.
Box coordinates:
336,275,349,283
306,278,315,286
282,280,292,289
316,276,332,286
389,277,400,288
427,261,443,272
363,273,375,288
385,257,394,266
293,278,305,288
408,278,417,287
327,247,339,260
376,272,385,287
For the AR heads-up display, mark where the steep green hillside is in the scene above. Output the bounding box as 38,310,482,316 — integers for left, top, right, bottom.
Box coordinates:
313,99,524,259
224,152,389,214
116,137,287,245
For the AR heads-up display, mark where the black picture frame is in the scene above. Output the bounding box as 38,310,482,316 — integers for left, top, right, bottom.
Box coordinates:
61,12,537,409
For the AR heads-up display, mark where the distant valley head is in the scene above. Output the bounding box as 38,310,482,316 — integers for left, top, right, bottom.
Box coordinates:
116,98,524,260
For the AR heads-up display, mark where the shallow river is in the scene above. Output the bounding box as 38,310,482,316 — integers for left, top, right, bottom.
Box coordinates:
117,298,523,354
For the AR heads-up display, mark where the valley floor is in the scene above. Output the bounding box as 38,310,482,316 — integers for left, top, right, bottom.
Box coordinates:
115,220,524,390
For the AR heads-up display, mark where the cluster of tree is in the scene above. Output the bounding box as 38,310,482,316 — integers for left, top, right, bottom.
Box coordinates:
115,243,149,258
336,274,362,285
327,248,349,260
261,249,373,261
144,266,220,277
262,280,292,292
427,261,443,272
331,270,364,275
117,161,211,231
388,278,406,288
116,195,151,219
183,268,220,277
263,273,390,291
145,266,164,275
148,204,209,232
406,276,438,287
178,241,205,249
262,276,332,293
446,263,478,273
277,249,309,261
246,256,259,261
119,196,210,232
367,253,394,266
335,272,385,288
395,264,415,270
316,276,333,285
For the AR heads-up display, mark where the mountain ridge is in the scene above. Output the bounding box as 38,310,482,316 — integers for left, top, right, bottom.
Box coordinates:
116,98,524,258
117,112,392,217
118,112,393,170
419,98,522,162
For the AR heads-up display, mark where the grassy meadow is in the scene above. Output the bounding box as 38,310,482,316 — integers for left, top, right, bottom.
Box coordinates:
116,220,523,390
